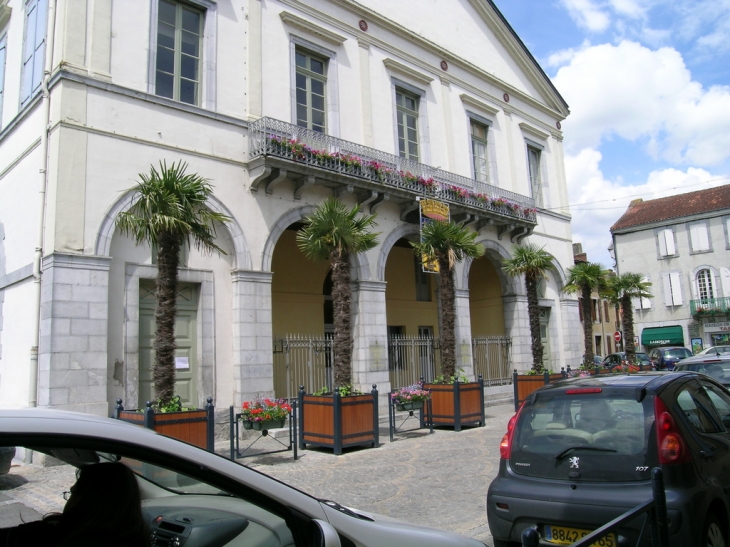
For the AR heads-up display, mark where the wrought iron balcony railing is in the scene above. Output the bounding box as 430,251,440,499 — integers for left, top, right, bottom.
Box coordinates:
248,117,537,228
691,298,730,316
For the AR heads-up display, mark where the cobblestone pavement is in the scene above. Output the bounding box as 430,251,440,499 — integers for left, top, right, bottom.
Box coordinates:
0,403,515,546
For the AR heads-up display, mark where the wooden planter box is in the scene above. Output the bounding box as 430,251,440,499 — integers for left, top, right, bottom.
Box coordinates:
513,370,567,411
423,378,485,431
298,386,379,456
114,398,215,452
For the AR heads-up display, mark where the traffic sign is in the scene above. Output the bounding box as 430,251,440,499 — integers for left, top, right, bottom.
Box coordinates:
614,331,622,343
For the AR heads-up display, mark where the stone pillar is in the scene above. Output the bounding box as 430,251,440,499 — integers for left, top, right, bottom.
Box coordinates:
231,270,273,407
454,288,475,379
351,280,389,395
560,298,581,368
38,253,110,416
503,294,531,373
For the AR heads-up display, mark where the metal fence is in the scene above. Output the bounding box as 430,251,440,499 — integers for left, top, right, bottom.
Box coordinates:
472,336,512,386
273,335,512,399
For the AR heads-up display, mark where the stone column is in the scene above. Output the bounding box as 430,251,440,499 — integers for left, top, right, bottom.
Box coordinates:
351,280,389,395
454,288,475,379
560,298,581,369
38,253,111,416
231,270,273,407
503,294,531,373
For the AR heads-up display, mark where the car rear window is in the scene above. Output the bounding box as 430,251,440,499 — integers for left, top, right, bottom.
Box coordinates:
510,389,655,482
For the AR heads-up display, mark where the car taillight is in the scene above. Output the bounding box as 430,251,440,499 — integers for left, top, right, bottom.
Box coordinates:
654,396,691,464
500,403,525,459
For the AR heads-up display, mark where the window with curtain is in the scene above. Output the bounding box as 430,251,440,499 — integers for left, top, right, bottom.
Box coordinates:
295,49,327,133
20,0,47,107
396,89,419,161
470,120,489,183
155,0,202,106
527,146,543,208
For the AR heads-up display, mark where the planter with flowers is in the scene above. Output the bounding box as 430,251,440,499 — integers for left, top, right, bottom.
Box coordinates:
391,385,431,412
240,397,292,431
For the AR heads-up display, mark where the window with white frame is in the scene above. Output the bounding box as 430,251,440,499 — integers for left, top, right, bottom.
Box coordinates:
657,228,676,257
633,275,652,310
470,119,489,183
0,33,7,124
396,88,419,161
527,145,543,208
155,0,202,105
696,268,715,302
295,48,327,133
688,221,711,253
20,0,47,107
661,272,683,307
725,217,730,249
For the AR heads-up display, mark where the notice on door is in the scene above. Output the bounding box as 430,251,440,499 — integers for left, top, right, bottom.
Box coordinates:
175,357,190,370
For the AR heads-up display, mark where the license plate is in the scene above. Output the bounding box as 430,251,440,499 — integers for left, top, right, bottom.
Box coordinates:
544,525,616,546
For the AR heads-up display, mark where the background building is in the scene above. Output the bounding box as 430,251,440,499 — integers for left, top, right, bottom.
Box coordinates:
610,186,730,354
0,0,579,416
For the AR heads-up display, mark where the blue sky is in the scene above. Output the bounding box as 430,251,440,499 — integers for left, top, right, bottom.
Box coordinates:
493,0,730,268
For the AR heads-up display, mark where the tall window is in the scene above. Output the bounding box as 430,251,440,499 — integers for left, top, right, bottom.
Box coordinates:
662,272,683,307
470,120,489,183
689,222,710,253
697,269,715,301
21,0,47,107
657,228,676,257
527,146,543,208
295,49,326,133
155,0,202,106
0,34,7,123
396,89,419,161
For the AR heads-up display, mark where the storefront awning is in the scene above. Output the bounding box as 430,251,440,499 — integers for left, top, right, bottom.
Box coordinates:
641,326,684,346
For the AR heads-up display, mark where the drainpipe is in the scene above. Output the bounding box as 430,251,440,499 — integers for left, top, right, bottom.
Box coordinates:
29,0,58,408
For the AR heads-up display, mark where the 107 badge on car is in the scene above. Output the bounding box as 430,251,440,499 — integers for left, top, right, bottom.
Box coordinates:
544,525,616,546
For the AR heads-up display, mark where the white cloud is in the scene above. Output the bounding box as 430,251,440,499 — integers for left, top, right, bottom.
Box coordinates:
564,148,728,267
560,0,611,32
552,40,730,167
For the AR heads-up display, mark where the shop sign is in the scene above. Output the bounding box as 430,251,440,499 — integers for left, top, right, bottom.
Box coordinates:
703,321,730,333
419,199,450,274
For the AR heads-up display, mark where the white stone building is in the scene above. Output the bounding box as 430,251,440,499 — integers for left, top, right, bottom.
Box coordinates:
610,186,730,353
0,0,579,416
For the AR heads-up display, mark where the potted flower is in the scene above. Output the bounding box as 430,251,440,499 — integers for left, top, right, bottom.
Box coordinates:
391,385,431,411
240,397,292,431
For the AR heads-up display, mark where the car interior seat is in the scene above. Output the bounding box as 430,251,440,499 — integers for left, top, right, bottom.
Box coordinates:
575,400,615,434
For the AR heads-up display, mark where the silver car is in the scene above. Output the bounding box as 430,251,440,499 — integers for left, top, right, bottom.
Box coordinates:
0,409,485,547
674,353,730,387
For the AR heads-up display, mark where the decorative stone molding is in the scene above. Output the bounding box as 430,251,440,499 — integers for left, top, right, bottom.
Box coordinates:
518,122,550,140
280,11,347,45
382,58,434,86
459,93,500,116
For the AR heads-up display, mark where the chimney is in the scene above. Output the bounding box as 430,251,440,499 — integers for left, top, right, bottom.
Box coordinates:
629,198,643,208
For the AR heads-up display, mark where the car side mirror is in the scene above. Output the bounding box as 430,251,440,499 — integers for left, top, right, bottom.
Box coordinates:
312,519,342,547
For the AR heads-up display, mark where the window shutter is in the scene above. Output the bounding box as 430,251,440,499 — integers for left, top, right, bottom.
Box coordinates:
710,269,717,299
669,272,683,305
690,224,700,250
662,274,673,306
721,268,730,297
658,230,668,256
604,301,610,322
699,224,710,251
665,229,676,255
641,276,652,309
591,299,597,322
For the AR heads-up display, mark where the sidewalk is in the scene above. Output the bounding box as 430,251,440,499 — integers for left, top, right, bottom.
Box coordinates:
0,401,515,546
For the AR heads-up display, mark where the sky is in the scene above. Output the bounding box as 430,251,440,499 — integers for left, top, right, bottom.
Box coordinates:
493,0,730,269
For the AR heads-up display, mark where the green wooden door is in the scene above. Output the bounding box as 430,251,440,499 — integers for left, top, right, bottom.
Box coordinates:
139,281,199,408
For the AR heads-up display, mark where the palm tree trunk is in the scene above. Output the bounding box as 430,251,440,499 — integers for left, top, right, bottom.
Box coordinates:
154,231,180,406
621,295,636,363
331,250,353,388
526,274,544,372
581,285,594,367
438,255,456,379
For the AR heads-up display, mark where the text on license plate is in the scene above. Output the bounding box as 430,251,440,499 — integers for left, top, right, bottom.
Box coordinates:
544,525,616,546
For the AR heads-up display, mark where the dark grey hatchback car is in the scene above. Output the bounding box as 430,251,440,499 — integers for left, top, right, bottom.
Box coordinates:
487,372,730,547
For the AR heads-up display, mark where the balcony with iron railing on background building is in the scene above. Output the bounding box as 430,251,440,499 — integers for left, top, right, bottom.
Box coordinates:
691,298,730,317
248,118,537,241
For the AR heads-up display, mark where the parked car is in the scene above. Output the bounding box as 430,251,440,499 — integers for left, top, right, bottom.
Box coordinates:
648,346,692,370
601,352,651,370
674,353,730,387
0,409,484,547
697,346,730,356
487,371,730,547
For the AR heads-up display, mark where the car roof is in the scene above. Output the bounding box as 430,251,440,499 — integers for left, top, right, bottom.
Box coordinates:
534,371,696,394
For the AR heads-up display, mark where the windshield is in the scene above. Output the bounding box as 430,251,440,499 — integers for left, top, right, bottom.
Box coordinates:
510,390,655,482
666,349,692,359
636,353,649,361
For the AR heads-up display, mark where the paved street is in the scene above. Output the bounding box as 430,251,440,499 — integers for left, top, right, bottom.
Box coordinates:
0,402,515,546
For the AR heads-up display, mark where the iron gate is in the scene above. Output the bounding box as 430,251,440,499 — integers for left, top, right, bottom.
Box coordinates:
472,336,512,386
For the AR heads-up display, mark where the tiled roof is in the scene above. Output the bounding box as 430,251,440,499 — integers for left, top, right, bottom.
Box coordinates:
611,185,730,232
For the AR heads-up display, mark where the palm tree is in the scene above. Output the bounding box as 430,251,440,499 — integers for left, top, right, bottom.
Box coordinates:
116,161,231,407
411,221,484,380
502,244,555,373
296,198,379,389
564,262,608,367
613,273,653,364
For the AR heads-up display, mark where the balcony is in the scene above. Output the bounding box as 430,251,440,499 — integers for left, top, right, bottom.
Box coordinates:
248,118,537,241
691,298,730,317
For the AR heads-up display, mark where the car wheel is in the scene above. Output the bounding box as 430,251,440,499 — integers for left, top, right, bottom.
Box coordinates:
493,539,520,547
704,514,727,547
